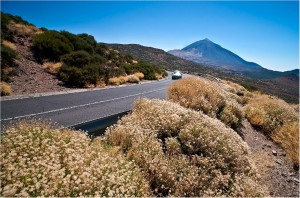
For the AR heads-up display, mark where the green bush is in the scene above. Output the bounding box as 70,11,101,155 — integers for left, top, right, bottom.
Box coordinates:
59,63,101,87
32,30,73,61
61,31,94,54
78,33,97,47
95,43,108,56
61,51,91,67
1,44,16,67
121,62,164,80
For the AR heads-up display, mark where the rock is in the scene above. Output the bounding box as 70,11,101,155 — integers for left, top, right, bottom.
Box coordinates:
276,159,282,165
293,178,299,183
272,150,277,156
279,152,286,157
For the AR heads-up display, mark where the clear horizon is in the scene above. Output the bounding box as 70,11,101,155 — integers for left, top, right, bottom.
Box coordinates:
1,1,299,72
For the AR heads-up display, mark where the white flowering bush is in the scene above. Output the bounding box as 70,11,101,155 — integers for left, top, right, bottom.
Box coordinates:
105,99,268,196
0,121,150,197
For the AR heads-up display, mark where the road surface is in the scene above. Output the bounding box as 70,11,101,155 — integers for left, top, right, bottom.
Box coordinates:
1,77,175,128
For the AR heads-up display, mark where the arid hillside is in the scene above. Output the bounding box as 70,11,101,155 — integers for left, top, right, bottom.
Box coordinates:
1,13,166,96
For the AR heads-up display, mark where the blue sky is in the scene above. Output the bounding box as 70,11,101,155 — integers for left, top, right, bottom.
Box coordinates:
1,1,299,71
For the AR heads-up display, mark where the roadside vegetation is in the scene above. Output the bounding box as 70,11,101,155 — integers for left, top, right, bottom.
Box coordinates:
244,94,299,168
2,77,298,196
0,12,167,93
0,121,150,197
104,98,267,196
168,77,299,169
1,100,268,197
168,77,244,131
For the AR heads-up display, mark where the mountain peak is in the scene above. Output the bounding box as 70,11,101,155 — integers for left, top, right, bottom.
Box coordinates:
203,38,211,42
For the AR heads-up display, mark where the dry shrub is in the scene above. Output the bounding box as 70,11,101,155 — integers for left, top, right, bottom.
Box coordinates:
0,81,12,96
2,40,16,50
84,83,95,88
168,77,245,130
127,75,140,83
168,77,225,118
108,76,128,85
245,94,298,136
8,21,42,37
2,67,14,76
0,121,150,197
104,98,268,197
272,121,299,167
42,62,62,74
245,93,299,167
108,77,120,85
96,80,106,88
133,72,144,80
155,73,163,80
219,102,244,130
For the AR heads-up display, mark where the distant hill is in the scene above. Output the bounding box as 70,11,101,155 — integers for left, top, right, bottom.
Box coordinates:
108,43,299,103
168,38,297,79
106,43,223,76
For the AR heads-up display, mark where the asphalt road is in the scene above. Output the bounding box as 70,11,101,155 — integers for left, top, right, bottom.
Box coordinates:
1,77,174,128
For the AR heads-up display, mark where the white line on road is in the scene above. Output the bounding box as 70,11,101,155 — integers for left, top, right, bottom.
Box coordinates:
1,88,165,121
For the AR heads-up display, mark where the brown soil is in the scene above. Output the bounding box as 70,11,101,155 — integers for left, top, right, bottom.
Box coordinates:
241,120,299,197
8,35,71,95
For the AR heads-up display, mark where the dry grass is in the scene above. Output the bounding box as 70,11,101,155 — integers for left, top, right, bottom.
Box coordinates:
108,76,128,85
127,75,140,83
8,21,42,37
104,98,268,197
2,40,16,50
2,67,14,76
168,77,225,118
84,83,95,88
0,121,150,197
0,81,12,96
245,94,298,135
96,80,106,88
168,77,245,131
42,62,62,74
219,102,244,130
245,93,299,167
272,121,299,167
155,73,163,80
133,72,144,80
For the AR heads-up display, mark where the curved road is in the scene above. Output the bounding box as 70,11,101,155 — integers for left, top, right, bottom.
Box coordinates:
1,77,175,128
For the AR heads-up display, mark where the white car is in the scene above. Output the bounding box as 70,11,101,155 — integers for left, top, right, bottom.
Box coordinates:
172,70,182,80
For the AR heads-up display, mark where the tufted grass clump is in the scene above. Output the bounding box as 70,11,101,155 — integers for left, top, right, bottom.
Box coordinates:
133,72,144,80
0,121,150,197
0,81,12,96
245,94,299,167
104,98,268,197
245,94,298,136
168,77,245,131
168,77,226,118
42,62,63,74
127,75,140,83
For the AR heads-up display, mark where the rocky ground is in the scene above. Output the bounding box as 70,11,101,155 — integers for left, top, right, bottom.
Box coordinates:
241,120,299,197
8,35,71,96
